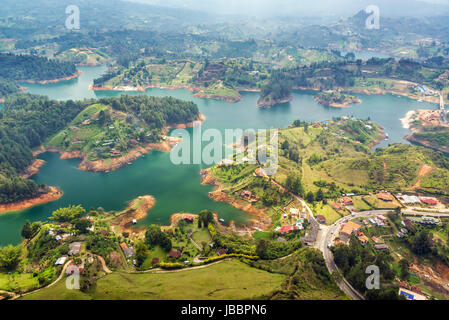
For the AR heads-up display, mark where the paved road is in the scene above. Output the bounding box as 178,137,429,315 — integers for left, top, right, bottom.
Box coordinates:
403,207,449,217
318,211,388,300
268,177,364,299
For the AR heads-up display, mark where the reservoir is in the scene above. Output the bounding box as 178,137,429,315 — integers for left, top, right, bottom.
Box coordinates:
0,65,437,246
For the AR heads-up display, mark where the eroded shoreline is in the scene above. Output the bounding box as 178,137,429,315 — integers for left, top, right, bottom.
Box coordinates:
200,168,272,232
0,187,63,214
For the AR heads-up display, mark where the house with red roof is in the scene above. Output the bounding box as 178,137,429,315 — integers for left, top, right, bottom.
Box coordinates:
342,197,353,206
278,225,299,234
316,215,327,224
420,198,438,206
377,192,394,202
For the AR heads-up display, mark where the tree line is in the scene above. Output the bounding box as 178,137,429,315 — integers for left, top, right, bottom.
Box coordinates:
0,94,199,204
0,53,77,81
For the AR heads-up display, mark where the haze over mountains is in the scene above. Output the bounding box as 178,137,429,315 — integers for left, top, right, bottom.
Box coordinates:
128,0,449,18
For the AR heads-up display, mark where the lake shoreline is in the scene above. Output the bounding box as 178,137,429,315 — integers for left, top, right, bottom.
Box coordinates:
109,195,155,236
257,95,293,108
0,187,63,215
200,168,272,232
18,71,82,85
32,113,205,173
90,83,261,103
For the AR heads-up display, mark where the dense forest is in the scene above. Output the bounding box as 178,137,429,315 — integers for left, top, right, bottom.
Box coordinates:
0,77,20,98
0,53,77,81
97,95,199,128
0,94,89,204
0,94,198,204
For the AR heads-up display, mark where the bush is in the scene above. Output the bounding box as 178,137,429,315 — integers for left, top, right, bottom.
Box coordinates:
159,262,184,269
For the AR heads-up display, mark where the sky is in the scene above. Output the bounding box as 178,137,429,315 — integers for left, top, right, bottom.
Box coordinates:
127,0,449,17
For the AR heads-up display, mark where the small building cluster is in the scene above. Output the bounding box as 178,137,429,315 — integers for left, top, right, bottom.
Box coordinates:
338,221,361,244
120,242,135,259
240,190,259,203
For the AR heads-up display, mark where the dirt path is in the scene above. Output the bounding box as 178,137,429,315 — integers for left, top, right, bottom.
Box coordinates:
130,259,228,274
412,164,434,189
96,255,112,274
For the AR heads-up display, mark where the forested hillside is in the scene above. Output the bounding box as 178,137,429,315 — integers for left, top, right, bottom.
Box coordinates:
0,94,89,204
0,77,20,98
0,53,77,81
0,94,199,204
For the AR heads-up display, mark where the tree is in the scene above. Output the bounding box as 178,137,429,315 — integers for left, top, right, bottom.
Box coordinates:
178,219,187,233
411,230,431,255
135,242,149,267
399,258,410,280
145,225,172,251
316,189,324,202
199,210,214,228
281,140,290,150
50,205,85,222
292,177,304,197
0,244,22,271
73,218,92,234
256,239,269,259
306,191,315,203
21,220,33,239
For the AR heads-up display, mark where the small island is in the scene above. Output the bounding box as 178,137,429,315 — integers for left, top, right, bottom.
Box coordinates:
41,95,201,173
315,90,361,108
257,78,293,108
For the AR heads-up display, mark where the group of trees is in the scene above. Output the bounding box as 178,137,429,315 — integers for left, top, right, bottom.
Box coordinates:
0,244,22,271
145,225,172,252
259,72,292,101
256,238,302,260
0,94,89,204
0,53,77,81
21,220,42,240
332,237,402,300
285,174,305,197
198,210,214,228
0,93,198,204
49,205,86,222
98,95,199,128
0,77,19,98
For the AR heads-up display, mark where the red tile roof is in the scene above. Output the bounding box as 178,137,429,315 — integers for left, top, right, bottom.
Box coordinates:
279,225,298,234
377,193,394,201
421,198,437,205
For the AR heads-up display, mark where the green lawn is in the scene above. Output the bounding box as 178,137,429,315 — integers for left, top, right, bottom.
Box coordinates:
0,272,40,293
191,228,212,246
141,245,168,270
315,203,342,225
21,260,286,300
363,195,401,210
352,198,372,211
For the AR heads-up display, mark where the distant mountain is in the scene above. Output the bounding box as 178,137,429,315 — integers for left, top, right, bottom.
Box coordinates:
127,0,449,18
0,0,217,32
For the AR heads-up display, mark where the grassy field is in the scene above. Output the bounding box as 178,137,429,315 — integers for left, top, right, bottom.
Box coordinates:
0,273,40,292
21,260,286,300
141,245,168,270
362,195,401,210
314,203,342,225
191,228,212,247
352,197,372,211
